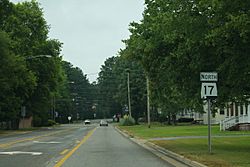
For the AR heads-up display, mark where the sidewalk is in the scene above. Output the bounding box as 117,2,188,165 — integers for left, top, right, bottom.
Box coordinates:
148,134,250,141
115,126,207,167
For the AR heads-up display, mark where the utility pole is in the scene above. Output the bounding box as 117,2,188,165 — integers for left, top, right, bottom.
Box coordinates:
53,95,56,121
51,95,56,121
51,98,53,120
147,77,151,128
127,70,132,117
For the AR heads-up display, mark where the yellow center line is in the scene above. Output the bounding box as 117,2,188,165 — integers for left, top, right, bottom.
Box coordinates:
0,128,76,148
60,149,69,155
54,127,96,167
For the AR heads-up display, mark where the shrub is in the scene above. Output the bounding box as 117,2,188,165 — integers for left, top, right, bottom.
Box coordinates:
120,115,135,126
47,119,56,126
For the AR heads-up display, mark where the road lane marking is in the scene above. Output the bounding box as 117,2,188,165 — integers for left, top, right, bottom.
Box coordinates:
33,141,62,144
0,128,76,149
54,128,96,167
60,149,69,155
0,151,42,155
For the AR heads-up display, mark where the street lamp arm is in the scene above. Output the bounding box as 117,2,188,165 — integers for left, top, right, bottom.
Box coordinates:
26,55,52,60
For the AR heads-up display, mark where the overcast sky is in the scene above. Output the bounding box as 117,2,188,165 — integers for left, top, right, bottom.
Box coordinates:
11,0,144,82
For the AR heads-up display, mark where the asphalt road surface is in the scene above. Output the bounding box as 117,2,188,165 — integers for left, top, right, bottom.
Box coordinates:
0,123,173,167
60,125,173,167
0,124,94,167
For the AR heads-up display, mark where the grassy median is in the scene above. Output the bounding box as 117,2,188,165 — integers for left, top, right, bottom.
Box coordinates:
119,124,250,167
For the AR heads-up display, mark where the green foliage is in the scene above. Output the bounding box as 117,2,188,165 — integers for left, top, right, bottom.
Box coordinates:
97,57,122,118
32,115,42,127
0,30,36,125
0,0,65,128
120,115,135,126
59,61,94,122
97,55,146,121
2,0,49,57
123,0,250,119
47,119,56,126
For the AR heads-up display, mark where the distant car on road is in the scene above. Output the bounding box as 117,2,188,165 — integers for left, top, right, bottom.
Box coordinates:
100,120,108,126
84,119,91,125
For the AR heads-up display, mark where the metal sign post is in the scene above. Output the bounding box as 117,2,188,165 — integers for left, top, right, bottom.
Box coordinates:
207,98,211,153
200,72,218,154
68,116,72,124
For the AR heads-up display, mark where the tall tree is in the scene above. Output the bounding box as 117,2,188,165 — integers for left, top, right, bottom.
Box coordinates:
97,55,147,122
123,0,250,122
0,0,65,127
61,61,93,122
0,30,36,129
97,57,122,118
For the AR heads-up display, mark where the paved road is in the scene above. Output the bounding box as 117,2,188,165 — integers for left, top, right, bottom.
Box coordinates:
61,125,173,167
0,124,173,167
0,124,94,167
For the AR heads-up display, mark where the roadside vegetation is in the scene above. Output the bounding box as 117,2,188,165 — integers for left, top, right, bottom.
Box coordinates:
0,0,97,129
154,137,250,167
1,0,250,137
119,124,250,139
119,124,250,167
96,0,250,126
119,115,136,126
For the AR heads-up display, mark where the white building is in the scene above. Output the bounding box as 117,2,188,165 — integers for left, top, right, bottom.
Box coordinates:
219,102,250,130
176,109,203,122
202,101,250,130
177,102,250,130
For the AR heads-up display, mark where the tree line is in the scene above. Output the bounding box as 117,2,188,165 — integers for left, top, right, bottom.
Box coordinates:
98,0,250,123
1,0,249,127
0,0,94,129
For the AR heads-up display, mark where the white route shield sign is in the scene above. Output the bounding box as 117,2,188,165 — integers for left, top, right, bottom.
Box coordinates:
201,82,217,99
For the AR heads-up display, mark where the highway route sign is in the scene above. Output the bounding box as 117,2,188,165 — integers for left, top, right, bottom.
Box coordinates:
201,82,217,99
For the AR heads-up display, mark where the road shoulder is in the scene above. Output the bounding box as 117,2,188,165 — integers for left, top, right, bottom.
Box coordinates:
115,126,207,167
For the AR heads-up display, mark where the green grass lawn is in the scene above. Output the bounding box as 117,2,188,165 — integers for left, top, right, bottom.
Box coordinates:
119,123,250,139
153,137,250,167
118,124,250,167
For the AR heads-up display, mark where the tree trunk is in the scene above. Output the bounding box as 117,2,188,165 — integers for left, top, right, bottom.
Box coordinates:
172,114,177,125
167,113,171,125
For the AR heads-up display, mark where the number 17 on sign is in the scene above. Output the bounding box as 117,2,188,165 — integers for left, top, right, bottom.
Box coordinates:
201,82,217,99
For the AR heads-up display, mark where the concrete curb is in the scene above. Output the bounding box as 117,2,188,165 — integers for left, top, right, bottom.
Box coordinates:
147,142,207,167
115,126,207,167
